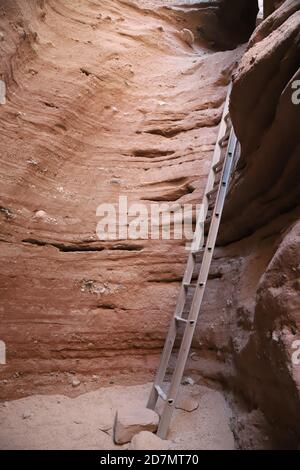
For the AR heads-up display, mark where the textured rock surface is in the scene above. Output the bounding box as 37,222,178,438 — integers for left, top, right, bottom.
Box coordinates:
193,213,300,448
221,8,300,447
196,0,259,50
192,0,300,449
236,221,300,448
221,0,300,243
0,0,242,398
176,397,199,412
114,407,159,444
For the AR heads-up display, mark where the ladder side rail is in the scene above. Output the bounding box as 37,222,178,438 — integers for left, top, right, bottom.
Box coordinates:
147,87,232,411
191,88,231,251
156,130,238,439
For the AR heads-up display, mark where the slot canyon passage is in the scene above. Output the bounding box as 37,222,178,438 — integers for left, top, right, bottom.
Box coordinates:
0,0,299,450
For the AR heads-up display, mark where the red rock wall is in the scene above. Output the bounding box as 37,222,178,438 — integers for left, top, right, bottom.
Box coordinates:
164,0,299,449
221,0,300,244
193,208,300,448
0,0,242,398
193,0,300,448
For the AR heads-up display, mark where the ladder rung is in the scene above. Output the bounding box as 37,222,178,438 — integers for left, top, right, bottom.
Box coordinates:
175,316,196,327
175,316,188,324
206,187,218,198
155,385,167,401
212,160,224,172
218,136,229,148
191,248,204,257
184,280,205,289
183,281,197,288
206,212,221,224
183,281,191,288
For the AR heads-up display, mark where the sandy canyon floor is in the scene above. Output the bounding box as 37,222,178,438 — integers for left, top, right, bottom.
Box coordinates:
0,383,235,450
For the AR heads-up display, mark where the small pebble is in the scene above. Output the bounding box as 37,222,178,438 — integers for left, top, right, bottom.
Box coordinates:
71,377,81,388
182,376,195,386
190,352,198,361
110,177,121,184
179,28,194,46
272,331,280,342
34,210,47,219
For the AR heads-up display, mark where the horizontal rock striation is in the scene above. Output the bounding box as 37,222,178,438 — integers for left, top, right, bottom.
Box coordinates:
0,0,242,398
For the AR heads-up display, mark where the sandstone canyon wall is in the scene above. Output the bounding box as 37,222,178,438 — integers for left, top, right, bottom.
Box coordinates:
226,0,300,448
0,0,243,399
193,0,300,449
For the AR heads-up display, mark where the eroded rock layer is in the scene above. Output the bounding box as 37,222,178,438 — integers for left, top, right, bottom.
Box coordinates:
0,0,242,398
222,0,300,243
196,0,300,448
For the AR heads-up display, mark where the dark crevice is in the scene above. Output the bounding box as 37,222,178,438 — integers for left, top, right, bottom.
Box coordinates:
96,304,115,310
109,244,144,251
147,277,182,283
132,149,175,158
144,127,186,138
54,123,67,131
143,120,217,138
208,271,223,280
148,271,223,284
80,67,92,76
141,183,195,202
22,239,144,253
43,101,59,109
141,176,190,188
54,244,105,253
22,238,47,247
22,238,105,252
0,206,13,219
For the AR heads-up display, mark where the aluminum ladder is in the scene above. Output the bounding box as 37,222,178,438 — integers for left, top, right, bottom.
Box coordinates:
147,86,238,439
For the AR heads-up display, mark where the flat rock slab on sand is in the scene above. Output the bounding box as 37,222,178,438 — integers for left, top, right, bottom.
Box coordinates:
114,408,159,444
0,384,235,450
